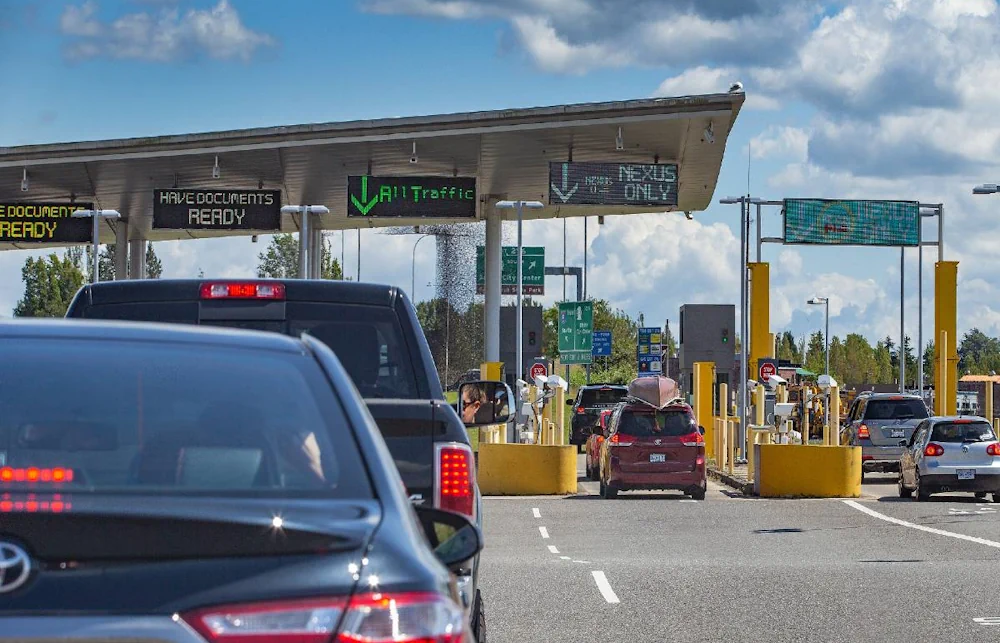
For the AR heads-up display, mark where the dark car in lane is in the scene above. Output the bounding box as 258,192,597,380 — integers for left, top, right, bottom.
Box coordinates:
65,278,506,641
0,319,482,642
842,392,929,479
568,384,629,450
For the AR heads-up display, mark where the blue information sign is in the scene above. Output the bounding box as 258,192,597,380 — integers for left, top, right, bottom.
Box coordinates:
593,331,612,357
636,327,662,378
783,199,920,247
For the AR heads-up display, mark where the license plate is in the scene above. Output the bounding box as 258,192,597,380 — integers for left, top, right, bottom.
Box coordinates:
958,469,976,480
650,454,666,463
890,429,906,438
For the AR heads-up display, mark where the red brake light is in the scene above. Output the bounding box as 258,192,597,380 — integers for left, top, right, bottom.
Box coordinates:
987,443,1000,456
680,432,704,447
924,443,945,457
181,592,465,643
0,468,73,483
199,282,286,300
436,444,474,519
609,433,635,447
0,493,70,513
576,406,586,414
858,424,870,439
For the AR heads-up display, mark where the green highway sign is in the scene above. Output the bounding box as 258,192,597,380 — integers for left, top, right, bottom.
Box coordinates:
558,301,593,365
475,246,545,295
783,198,920,247
347,175,477,218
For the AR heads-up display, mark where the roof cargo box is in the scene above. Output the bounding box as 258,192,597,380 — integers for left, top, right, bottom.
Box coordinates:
627,376,681,409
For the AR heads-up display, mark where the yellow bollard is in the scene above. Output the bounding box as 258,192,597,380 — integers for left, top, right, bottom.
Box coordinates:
830,384,840,447
727,419,735,475
719,383,729,469
802,394,811,445
755,383,765,427
987,382,994,426
554,384,566,446
940,331,949,417
528,385,539,444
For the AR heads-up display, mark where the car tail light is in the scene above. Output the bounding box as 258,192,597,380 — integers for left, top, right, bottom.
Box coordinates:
0,467,74,483
576,406,586,414
680,432,704,447
609,433,635,447
924,443,945,457
199,282,286,300
987,443,1000,456
435,443,474,519
181,592,466,643
858,424,870,439
338,592,465,643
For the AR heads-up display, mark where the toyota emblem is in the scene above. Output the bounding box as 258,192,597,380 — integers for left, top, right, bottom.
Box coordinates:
0,542,31,593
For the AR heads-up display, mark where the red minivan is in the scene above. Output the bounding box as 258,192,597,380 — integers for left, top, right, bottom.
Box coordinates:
585,409,613,480
598,400,706,499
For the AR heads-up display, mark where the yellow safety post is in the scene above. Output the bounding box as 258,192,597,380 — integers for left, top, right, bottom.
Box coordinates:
830,383,840,446
528,385,539,444
986,382,994,426
693,362,716,454
554,384,566,446
480,361,502,382
935,261,958,416
749,263,771,380
802,392,811,446
728,418,736,475
719,383,729,469
540,387,552,445
755,383,765,426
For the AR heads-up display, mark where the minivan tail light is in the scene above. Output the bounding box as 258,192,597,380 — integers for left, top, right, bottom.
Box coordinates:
338,592,465,643
435,443,475,520
680,432,704,447
609,433,635,447
924,443,945,457
199,282,286,300
576,406,586,414
987,443,1000,456
858,424,870,439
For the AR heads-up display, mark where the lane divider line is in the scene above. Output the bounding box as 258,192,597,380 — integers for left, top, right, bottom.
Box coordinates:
532,508,541,518
592,571,620,604
560,556,571,560
539,526,550,539
548,545,559,554
680,499,698,503
573,560,591,564
843,500,1000,549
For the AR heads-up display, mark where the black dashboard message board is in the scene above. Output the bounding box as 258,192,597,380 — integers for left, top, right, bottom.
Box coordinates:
347,175,477,218
548,161,679,207
153,189,282,230
0,202,94,243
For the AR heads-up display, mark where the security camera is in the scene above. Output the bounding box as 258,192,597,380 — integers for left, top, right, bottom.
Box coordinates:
729,81,744,93
684,211,693,220
747,378,759,389
410,154,419,164
817,374,838,392
773,402,795,422
546,374,568,392
533,374,549,389
765,374,787,390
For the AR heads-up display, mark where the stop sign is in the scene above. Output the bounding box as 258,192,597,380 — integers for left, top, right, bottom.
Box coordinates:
529,362,547,381
759,362,777,382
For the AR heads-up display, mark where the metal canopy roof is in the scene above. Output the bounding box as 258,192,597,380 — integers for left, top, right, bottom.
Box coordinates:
0,91,744,249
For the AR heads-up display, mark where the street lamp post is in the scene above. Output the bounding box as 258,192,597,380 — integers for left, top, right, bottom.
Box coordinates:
71,209,121,283
496,200,545,418
281,205,330,279
808,296,830,430
411,234,433,301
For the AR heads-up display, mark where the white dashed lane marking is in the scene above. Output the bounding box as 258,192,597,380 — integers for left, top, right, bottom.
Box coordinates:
547,545,559,554
539,526,549,539
592,571,620,604
532,507,541,518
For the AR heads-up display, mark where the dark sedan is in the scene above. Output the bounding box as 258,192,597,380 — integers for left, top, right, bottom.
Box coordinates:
0,319,479,643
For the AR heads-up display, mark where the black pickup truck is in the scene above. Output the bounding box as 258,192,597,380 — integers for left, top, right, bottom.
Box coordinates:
65,278,506,642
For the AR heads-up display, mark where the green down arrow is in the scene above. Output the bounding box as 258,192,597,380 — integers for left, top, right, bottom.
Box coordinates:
350,176,379,215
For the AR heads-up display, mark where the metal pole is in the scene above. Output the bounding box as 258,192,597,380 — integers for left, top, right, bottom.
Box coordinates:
298,210,310,279
583,217,588,299
341,231,345,280
357,229,361,281
738,198,748,457
516,202,524,387
938,205,944,262
91,213,100,284
825,299,830,431
756,201,762,262
484,211,502,362
918,234,923,399
900,247,905,393
563,218,567,301
411,234,430,301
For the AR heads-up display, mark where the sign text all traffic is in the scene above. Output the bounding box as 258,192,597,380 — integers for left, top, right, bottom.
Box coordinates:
347,176,476,218
0,202,94,243
153,189,281,230
548,162,678,207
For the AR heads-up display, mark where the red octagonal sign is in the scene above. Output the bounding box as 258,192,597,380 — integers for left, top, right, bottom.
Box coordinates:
529,362,547,380
759,362,777,382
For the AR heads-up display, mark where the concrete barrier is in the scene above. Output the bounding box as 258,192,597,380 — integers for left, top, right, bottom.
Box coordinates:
757,444,861,498
477,443,577,495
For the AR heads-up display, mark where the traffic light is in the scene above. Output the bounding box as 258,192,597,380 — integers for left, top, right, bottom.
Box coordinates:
721,328,729,344
528,331,536,346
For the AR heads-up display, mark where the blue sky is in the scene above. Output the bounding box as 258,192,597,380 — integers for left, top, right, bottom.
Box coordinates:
2,0,999,351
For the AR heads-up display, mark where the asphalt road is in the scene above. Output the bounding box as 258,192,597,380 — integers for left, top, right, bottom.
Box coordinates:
478,458,1000,642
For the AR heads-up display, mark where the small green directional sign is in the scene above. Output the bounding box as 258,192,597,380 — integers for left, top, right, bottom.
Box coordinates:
475,246,545,295
559,301,593,365
347,175,477,218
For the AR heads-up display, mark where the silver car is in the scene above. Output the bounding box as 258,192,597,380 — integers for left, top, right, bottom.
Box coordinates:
843,393,929,479
898,416,1000,502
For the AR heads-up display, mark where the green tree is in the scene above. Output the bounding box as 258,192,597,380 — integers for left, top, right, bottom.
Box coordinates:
13,252,86,317
902,335,918,387
923,341,935,385
256,233,343,279
89,242,163,281
828,336,846,382
145,242,163,278
777,331,802,363
958,328,1000,374
804,331,826,376
874,340,894,384
842,333,876,386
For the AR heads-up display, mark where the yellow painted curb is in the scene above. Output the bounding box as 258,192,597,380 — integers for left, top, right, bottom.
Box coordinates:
477,444,577,495
758,444,861,498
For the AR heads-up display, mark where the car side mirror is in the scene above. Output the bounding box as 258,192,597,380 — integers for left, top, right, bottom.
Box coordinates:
413,505,483,573
566,399,575,406
698,425,706,436
458,381,515,428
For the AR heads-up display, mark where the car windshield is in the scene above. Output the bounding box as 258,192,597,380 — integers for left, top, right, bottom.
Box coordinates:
618,409,696,437
864,399,929,420
580,388,627,407
930,422,997,443
0,338,372,498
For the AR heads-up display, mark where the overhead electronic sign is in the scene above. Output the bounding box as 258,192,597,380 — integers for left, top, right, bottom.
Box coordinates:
548,162,678,207
153,189,281,230
0,202,94,243
783,199,920,247
347,176,477,218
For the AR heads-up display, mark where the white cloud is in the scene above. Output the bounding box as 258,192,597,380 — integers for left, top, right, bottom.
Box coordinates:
750,126,809,162
510,15,628,74
60,0,275,62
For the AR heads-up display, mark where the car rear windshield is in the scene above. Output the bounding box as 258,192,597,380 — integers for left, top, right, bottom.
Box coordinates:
864,399,928,420
0,338,373,498
580,387,627,407
930,422,997,443
80,301,421,399
618,409,697,437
